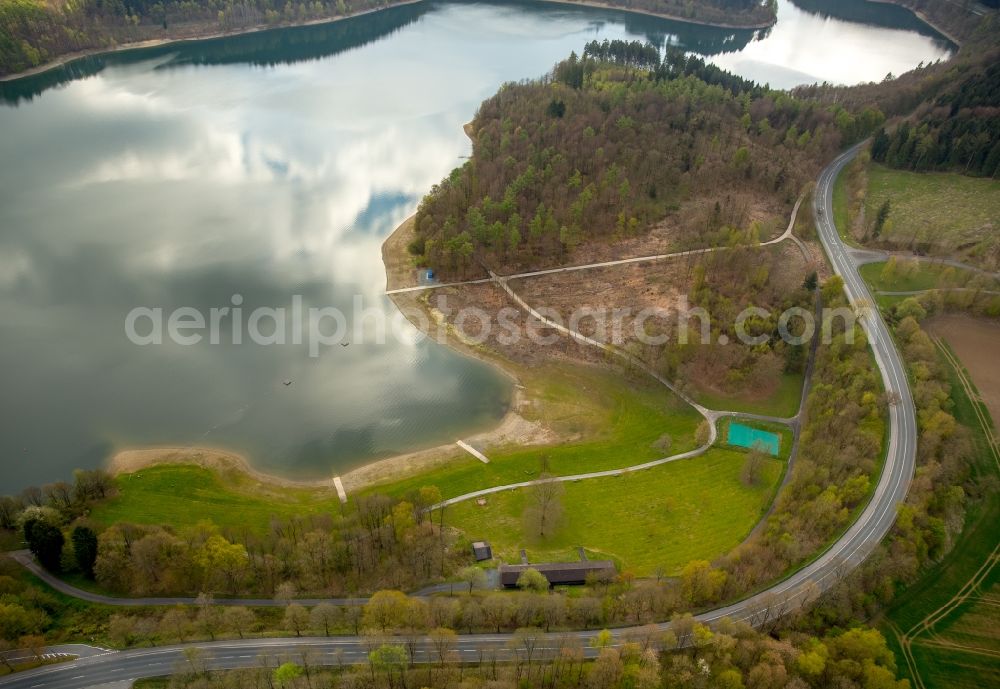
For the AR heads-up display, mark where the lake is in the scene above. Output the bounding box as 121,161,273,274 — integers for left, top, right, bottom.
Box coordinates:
0,0,951,492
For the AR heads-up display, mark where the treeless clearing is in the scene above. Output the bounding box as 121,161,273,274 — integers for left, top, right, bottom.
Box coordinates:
864,164,1000,271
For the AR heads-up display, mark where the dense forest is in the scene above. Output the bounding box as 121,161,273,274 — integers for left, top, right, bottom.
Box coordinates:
411,43,882,278
870,60,1000,177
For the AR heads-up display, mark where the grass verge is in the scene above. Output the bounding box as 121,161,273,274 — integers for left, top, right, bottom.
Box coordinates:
89,465,344,533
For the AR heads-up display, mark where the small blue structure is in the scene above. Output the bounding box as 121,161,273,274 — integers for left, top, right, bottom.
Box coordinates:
727,422,780,456
426,269,435,281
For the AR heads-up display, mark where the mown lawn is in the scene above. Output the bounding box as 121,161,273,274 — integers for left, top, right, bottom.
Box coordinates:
369,363,703,501
864,164,1000,266
89,465,344,533
859,260,1000,293
443,447,783,576
693,371,803,419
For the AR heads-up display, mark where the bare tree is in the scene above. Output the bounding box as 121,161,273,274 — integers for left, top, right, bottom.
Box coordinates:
740,446,766,486
310,603,339,636
222,606,256,639
524,474,564,539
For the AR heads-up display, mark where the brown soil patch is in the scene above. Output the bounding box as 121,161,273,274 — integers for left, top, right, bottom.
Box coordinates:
926,315,1000,426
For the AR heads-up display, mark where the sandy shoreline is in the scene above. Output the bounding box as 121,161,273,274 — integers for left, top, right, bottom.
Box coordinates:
107,392,552,493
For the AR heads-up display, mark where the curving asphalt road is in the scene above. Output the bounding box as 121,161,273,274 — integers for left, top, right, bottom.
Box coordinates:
0,146,917,689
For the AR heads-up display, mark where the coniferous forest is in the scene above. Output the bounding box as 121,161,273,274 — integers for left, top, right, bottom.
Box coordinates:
870,61,1000,177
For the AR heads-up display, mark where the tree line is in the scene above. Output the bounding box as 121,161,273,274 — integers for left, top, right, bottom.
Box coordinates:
2,554,910,689
111,611,908,689
0,468,116,531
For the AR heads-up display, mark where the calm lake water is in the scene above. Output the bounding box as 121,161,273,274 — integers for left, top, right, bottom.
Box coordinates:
0,0,951,491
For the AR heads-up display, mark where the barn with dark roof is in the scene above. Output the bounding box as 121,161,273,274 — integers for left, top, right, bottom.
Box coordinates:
498,560,616,588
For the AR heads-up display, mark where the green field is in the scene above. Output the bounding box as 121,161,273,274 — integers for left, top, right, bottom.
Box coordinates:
865,164,1000,268
881,340,1000,689
859,260,1000,293
444,447,783,576
89,465,344,533
368,364,702,501
906,638,1000,689
692,371,803,419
